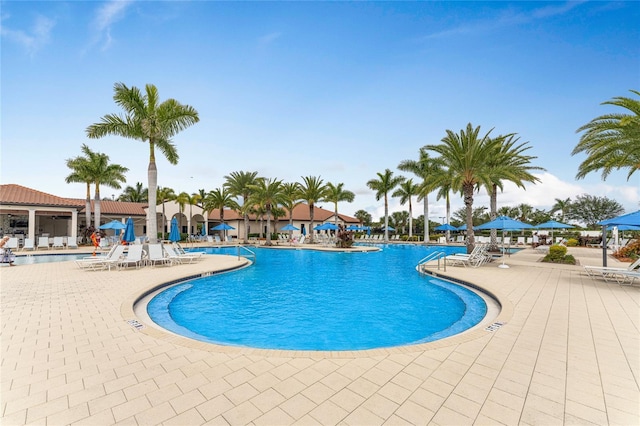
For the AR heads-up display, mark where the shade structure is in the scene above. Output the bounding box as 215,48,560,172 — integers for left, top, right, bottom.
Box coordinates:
346,225,361,231
382,225,395,231
435,223,457,232
169,217,181,242
122,217,136,243
476,216,534,231
607,224,640,231
314,223,338,231
281,224,299,231
534,219,574,240
211,223,235,231
99,220,126,230
598,210,640,227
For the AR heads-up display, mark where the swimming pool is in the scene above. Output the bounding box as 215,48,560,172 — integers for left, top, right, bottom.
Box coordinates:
13,253,88,265
146,244,490,351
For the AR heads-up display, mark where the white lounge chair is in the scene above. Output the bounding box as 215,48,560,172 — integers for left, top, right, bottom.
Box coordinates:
66,236,78,249
446,244,491,268
6,238,19,250
37,237,50,250
22,238,35,251
117,245,144,269
164,245,201,264
172,243,203,260
147,244,172,267
584,257,640,284
52,237,65,249
75,245,125,271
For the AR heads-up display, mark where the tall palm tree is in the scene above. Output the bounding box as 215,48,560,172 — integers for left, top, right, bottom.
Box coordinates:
280,182,302,239
366,169,405,243
118,182,148,202
248,178,284,246
398,148,443,244
186,193,201,236
65,146,95,236
425,123,501,253
174,192,190,235
224,171,259,243
391,211,410,234
573,89,640,181
325,182,355,228
484,134,543,249
86,82,199,243
299,176,328,244
550,197,572,222
392,178,418,239
203,188,238,239
157,186,176,240
66,144,128,230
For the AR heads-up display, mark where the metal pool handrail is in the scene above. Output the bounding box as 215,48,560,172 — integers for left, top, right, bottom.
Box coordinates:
417,251,447,272
238,246,256,263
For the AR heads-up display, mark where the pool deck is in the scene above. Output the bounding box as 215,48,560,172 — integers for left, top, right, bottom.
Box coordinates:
1,244,638,425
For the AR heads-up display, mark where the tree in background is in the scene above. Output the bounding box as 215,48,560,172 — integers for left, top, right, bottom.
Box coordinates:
118,182,148,202
550,197,572,222
65,144,128,231
174,192,191,235
326,182,355,228
566,194,624,228
224,171,259,243
354,210,372,226
392,179,418,239
248,178,284,246
203,188,238,239
280,182,302,239
299,176,329,244
86,83,199,243
367,169,405,243
573,89,640,181
391,211,410,234
65,145,96,237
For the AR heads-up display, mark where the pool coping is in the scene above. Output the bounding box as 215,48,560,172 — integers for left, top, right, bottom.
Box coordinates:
122,247,512,359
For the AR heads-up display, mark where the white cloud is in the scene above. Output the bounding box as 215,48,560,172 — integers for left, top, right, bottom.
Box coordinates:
89,0,132,51
0,14,55,56
258,31,282,47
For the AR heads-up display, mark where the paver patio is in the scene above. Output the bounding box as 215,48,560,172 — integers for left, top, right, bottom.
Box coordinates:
1,245,638,425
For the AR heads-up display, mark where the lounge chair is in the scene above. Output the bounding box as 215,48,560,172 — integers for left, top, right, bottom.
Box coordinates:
52,237,64,249
37,237,50,250
214,235,221,244
6,238,19,250
165,244,201,264
75,245,125,271
172,243,204,260
446,244,491,268
66,236,78,249
147,243,172,267
117,245,144,269
584,257,640,284
22,238,35,251
516,237,526,245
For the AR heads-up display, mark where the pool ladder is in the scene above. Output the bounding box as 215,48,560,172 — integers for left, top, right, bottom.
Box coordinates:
237,246,256,264
417,251,447,273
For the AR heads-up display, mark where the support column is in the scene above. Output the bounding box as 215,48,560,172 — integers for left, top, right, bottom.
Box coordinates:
70,210,78,238
28,209,36,241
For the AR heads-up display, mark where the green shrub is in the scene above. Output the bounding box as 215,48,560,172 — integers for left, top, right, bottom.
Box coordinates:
566,238,578,247
542,244,576,264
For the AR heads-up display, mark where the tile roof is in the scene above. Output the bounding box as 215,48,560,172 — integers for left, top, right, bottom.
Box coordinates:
77,200,148,216
0,184,84,208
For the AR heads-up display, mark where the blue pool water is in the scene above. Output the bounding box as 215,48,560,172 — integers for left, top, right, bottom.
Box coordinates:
13,253,88,265
147,244,488,351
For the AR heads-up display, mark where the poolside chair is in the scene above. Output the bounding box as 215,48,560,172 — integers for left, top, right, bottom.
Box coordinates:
22,238,35,251
206,235,214,243
446,244,491,268
6,238,19,250
37,236,50,250
147,243,172,267
117,245,144,269
66,236,78,249
52,237,64,249
214,235,221,244
516,237,526,245
172,243,204,261
165,244,201,264
583,257,640,285
75,245,125,271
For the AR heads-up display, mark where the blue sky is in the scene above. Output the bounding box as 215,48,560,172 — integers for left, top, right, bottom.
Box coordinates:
2,1,639,221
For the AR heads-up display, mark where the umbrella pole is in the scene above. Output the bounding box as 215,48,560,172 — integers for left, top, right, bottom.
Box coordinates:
498,238,509,268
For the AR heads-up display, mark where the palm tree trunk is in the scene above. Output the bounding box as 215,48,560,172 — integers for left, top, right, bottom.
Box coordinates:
423,195,429,245
265,206,272,246
85,183,92,241
309,204,315,243
464,183,475,254
489,184,498,251
408,200,413,239
243,214,249,244
161,202,166,240
148,160,158,244
384,194,389,243
445,192,451,242
94,184,101,231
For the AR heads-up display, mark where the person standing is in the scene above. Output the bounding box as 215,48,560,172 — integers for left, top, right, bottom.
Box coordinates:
91,231,101,256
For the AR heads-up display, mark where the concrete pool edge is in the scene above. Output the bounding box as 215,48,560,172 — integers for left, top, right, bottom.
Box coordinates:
123,252,510,359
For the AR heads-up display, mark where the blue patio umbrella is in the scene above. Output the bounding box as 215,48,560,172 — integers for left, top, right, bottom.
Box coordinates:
435,223,457,232
607,224,640,231
122,217,136,243
534,219,573,240
598,210,640,227
211,223,235,231
99,220,126,230
200,223,207,236
169,217,181,242
476,216,533,269
346,225,363,231
383,225,395,231
281,224,299,231
314,223,338,231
